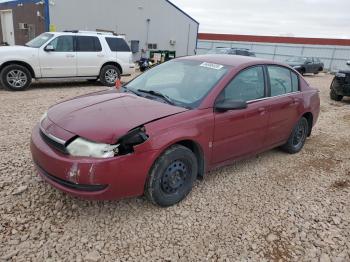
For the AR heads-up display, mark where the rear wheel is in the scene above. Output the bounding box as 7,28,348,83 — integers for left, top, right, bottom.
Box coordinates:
0,64,32,91
99,65,120,87
145,145,198,207
281,117,309,154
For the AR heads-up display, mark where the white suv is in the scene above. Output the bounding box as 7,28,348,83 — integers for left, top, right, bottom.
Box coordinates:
0,31,135,91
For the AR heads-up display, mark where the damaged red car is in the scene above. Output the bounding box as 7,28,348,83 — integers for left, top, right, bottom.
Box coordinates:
31,55,320,207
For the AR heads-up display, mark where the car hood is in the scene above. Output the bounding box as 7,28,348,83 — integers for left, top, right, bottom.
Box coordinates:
47,90,188,144
0,45,36,53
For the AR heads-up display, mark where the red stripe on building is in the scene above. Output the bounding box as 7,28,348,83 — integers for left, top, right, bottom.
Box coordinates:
198,33,350,46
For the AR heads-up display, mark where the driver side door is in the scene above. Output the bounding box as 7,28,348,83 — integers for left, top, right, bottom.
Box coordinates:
39,35,77,77
212,66,270,164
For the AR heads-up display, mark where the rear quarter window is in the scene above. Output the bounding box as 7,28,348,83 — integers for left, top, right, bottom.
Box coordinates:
106,37,131,52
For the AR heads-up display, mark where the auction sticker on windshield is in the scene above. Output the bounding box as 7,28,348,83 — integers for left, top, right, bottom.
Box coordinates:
200,62,224,70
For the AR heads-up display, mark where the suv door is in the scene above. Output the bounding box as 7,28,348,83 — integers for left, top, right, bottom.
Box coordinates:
264,65,302,148
76,36,104,76
212,66,269,164
39,35,76,77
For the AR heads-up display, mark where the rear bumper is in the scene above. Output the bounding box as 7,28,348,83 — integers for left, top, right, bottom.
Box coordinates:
30,124,159,200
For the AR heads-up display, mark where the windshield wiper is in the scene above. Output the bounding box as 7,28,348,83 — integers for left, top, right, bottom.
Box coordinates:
123,86,140,96
137,89,175,105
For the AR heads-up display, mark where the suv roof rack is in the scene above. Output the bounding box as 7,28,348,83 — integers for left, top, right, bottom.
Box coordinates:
62,30,115,36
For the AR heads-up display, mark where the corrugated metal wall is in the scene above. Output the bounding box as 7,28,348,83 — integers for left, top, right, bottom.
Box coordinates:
197,40,350,72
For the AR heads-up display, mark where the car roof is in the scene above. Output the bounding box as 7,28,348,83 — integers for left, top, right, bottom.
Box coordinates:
179,54,274,67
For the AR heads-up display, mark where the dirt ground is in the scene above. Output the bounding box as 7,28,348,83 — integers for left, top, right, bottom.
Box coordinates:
0,73,349,261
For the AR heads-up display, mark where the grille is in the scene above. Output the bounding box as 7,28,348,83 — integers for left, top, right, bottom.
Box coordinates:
40,129,68,154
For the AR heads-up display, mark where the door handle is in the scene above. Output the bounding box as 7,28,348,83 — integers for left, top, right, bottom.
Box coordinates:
66,54,75,58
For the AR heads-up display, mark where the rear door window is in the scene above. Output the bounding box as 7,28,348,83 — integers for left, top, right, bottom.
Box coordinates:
105,37,131,52
76,36,102,52
291,71,299,92
267,66,293,96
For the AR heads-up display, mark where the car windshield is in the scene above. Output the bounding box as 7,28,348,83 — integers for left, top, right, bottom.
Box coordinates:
125,60,229,108
25,33,54,48
286,57,307,63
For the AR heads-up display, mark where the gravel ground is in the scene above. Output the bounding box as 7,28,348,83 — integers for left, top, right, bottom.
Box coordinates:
0,73,350,262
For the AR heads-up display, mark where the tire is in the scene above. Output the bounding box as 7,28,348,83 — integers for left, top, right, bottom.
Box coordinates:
99,65,121,87
281,117,309,154
0,64,32,91
145,145,198,207
330,81,343,101
300,68,305,75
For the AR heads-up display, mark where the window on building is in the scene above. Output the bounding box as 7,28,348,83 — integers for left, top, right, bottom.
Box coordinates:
76,36,102,52
148,43,158,50
105,37,131,52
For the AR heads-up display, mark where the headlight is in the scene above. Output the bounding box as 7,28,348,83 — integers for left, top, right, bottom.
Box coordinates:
40,111,47,123
66,137,119,158
292,65,301,69
336,72,346,78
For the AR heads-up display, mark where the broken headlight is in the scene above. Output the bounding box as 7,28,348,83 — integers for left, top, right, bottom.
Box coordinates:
66,137,119,158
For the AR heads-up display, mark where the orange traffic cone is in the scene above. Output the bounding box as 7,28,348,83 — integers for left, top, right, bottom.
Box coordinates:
115,78,122,89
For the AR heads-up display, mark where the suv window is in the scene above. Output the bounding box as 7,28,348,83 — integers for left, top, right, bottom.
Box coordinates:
219,66,265,102
105,37,130,52
76,36,102,52
48,36,74,52
268,66,293,96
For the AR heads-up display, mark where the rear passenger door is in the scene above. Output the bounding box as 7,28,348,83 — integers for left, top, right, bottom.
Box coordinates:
76,36,104,77
264,65,302,148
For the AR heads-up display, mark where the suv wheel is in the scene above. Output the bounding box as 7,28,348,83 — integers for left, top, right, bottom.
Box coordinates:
0,64,32,91
100,65,120,87
330,88,343,101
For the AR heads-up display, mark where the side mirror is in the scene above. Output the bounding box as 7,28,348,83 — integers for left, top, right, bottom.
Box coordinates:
347,61,350,66
215,99,247,112
45,45,55,52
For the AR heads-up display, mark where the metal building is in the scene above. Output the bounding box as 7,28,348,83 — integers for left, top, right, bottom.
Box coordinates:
0,0,199,60
198,33,350,72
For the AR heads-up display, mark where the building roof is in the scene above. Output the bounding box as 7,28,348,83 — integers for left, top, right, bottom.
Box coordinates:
199,33,350,46
166,0,199,25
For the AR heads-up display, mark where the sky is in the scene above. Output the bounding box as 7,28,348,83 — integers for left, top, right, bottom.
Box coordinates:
171,0,350,39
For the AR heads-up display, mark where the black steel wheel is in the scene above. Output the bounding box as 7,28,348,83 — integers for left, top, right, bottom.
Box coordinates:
145,145,198,207
281,117,309,154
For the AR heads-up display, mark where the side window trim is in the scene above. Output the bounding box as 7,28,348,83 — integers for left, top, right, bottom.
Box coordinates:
215,65,268,104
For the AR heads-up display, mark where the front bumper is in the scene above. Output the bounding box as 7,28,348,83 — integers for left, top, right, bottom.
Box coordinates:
30,124,159,200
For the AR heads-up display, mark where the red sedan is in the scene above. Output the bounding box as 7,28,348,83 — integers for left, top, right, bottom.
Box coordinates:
31,55,320,207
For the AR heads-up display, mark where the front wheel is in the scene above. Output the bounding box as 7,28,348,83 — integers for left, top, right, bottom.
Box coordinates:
145,145,198,207
0,64,32,91
99,65,120,87
281,117,309,154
